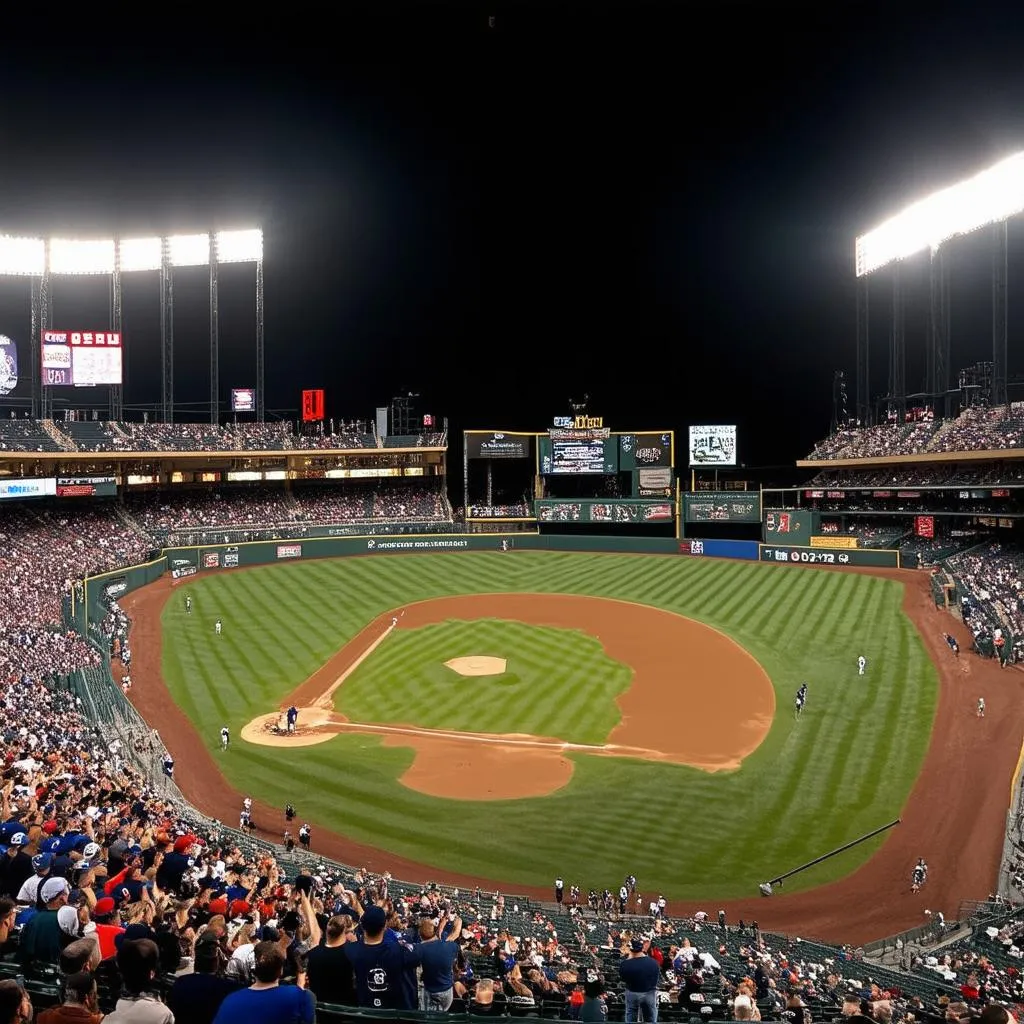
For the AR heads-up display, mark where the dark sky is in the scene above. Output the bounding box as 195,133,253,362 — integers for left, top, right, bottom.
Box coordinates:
2,0,1024,469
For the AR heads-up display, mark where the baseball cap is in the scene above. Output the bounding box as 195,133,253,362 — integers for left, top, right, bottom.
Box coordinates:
630,938,645,952
41,877,70,903
361,905,387,933
32,852,53,872
57,905,81,937
82,842,101,860
92,897,116,917
9,832,27,847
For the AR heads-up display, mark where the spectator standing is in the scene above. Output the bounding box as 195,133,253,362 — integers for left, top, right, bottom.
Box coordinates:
167,934,239,1024
304,915,355,1006
417,914,462,1011
620,936,660,1023
212,941,314,1024
344,905,422,1010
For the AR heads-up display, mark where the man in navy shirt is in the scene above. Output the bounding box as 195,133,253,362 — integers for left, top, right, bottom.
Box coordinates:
417,915,462,1011
344,905,422,1009
619,937,661,1023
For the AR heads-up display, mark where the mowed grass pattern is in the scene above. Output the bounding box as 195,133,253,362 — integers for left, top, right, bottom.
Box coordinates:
161,552,937,899
336,619,632,744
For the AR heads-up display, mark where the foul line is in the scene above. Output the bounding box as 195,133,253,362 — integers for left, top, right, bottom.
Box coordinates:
327,718,670,761
314,624,394,709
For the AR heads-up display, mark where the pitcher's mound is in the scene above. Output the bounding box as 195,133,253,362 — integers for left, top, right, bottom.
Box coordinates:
445,656,507,677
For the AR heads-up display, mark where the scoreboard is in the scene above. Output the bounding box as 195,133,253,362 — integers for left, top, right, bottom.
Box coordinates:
538,437,617,475
41,331,122,387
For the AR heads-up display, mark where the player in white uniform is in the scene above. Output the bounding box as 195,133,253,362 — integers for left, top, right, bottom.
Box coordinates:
978,697,986,718
215,618,222,635
857,655,866,676
220,726,230,750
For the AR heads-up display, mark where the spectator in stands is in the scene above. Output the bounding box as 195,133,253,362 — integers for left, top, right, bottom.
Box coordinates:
345,905,422,1010
211,941,314,1024
167,935,239,1024
0,979,33,1024
620,936,660,1023
37,970,103,1024
304,914,355,1006
104,938,173,1023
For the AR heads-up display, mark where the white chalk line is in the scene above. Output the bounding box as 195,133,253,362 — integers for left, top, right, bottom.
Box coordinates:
314,624,395,709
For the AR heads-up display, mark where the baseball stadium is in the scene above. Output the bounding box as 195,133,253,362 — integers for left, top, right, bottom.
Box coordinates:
5,158,1024,1023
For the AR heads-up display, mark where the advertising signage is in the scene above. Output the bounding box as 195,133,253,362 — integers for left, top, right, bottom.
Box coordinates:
466,432,531,459
301,389,324,422
231,388,255,413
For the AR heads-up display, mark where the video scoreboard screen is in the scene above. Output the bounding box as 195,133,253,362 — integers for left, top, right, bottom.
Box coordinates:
539,437,617,474
41,331,123,387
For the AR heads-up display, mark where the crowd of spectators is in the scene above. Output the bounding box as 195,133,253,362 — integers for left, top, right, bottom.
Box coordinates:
947,543,1024,664
124,483,450,539
0,417,455,452
806,404,1024,462
808,465,1024,488
0,506,151,683
0,417,63,452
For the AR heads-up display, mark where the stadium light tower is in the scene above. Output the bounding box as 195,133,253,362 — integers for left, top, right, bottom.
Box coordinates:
854,151,1024,419
0,227,263,423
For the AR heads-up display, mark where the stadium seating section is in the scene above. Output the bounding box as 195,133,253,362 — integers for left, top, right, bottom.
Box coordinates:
805,404,1024,461
0,418,448,452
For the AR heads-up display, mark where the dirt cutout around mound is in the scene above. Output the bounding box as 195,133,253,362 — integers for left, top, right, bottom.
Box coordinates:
236,593,776,801
120,561,1024,944
445,656,507,676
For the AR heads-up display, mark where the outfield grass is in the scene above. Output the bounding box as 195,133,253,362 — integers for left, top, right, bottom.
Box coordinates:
336,619,632,744
161,551,938,899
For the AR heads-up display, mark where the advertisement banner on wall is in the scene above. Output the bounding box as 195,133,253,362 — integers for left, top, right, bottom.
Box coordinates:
810,535,858,549
224,546,240,567
202,551,221,569
277,544,302,559
679,538,759,561
171,565,197,579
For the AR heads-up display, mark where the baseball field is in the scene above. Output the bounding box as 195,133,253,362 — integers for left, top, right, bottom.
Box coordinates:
116,545,1024,945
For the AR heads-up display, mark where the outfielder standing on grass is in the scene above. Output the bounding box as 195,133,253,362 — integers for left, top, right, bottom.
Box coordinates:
220,725,230,750
185,595,192,615
795,683,807,718
215,618,222,635
857,655,866,676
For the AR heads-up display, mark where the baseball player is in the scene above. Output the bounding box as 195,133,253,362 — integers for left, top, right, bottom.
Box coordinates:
215,618,222,635
185,595,192,615
391,616,399,627
977,697,986,718
857,655,866,676
299,823,311,850
795,683,807,718
220,725,230,751
911,858,928,893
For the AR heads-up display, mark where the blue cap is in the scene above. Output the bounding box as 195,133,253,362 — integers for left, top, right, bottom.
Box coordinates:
361,905,387,933
32,852,53,872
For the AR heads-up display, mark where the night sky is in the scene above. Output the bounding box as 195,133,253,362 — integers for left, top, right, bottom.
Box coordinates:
2,1,1024,470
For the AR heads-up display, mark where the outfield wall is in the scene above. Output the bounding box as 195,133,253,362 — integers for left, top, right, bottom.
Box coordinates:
76,529,904,629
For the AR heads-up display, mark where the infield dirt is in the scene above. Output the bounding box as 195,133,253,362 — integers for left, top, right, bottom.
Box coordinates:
121,563,1024,944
